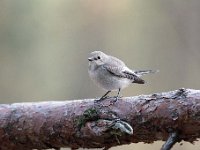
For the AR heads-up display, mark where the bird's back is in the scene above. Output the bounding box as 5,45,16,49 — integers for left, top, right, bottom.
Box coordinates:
105,55,126,67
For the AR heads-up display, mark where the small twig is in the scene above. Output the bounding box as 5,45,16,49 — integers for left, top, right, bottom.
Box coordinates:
161,132,179,150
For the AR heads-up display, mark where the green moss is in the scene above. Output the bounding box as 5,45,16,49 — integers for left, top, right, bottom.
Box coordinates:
76,107,99,128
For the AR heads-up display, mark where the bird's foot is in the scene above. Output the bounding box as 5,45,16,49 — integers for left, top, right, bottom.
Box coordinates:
94,96,111,103
94,96,113,107
109,96,122,105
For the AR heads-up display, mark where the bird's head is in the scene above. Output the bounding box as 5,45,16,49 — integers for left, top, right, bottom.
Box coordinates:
88,51,108,66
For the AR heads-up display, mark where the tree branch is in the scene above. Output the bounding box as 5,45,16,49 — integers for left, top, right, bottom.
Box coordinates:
0,88,199,150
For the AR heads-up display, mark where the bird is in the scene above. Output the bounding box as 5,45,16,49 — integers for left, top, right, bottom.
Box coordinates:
88,51,158,102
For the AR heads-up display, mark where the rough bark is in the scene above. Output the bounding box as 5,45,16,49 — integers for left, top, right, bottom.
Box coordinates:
0,88,199,150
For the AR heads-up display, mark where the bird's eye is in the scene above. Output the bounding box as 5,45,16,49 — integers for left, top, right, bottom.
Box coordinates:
97,56,101,59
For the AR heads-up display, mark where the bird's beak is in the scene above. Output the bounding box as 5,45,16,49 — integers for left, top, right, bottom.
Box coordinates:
88,57,93,61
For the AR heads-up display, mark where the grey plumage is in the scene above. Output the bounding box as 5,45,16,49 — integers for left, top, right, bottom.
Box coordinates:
88,51,158,101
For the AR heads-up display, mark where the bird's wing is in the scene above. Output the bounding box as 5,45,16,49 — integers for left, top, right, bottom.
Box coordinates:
103,65,145,84
103,65,125,77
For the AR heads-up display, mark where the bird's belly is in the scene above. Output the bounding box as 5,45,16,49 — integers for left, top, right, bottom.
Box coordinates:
89,69,131,91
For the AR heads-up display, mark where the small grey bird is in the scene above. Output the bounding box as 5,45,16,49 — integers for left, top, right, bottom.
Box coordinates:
88,51,158,102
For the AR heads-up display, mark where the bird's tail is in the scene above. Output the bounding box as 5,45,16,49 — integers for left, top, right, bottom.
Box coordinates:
134,69,159,76
132,76,145,84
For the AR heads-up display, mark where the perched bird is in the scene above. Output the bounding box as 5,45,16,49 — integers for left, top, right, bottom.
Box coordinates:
88,51,158,102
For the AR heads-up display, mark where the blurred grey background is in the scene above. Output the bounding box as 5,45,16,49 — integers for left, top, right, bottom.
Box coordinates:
0,0,199,150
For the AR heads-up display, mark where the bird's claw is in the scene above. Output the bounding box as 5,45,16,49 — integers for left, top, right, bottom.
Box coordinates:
109,96,122,105
94,96,110,103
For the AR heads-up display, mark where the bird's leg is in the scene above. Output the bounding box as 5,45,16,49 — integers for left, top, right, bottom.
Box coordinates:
113,88,121,102
100,90,111,100
95,91,111,102
108,89,121,106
